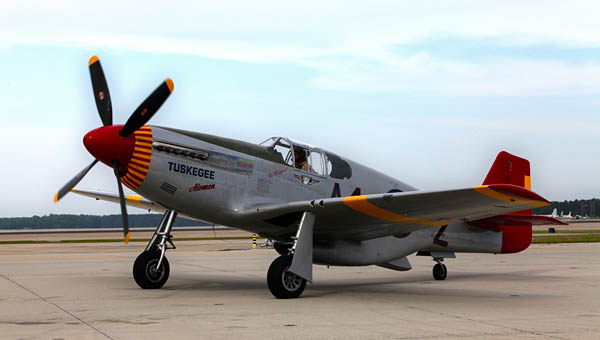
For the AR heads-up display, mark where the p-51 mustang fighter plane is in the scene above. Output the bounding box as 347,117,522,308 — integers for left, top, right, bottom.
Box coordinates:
55,56,565,299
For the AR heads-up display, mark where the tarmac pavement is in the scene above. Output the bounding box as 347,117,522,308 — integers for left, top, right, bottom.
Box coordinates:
0,239,599,339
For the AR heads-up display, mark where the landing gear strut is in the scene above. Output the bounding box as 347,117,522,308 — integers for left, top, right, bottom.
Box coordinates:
432,258,447,281
273,241,293,256
133,210,177,289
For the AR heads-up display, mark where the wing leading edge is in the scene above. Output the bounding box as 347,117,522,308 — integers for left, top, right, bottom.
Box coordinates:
70,188,167,214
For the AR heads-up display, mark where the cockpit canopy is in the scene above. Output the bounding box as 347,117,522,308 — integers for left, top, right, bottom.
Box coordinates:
260,137,352,179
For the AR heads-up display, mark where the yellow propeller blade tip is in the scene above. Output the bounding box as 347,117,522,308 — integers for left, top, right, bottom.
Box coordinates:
53,192,58,203
124,232,131,244
166,78,174,92
88,55,99,66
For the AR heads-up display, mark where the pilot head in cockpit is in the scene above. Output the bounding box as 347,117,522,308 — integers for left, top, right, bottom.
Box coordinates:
294,147,310,172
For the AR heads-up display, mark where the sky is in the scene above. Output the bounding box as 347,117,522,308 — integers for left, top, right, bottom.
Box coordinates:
1,1,599,217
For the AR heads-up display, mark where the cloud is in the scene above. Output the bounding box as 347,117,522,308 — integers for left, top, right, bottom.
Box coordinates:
2,1,600,96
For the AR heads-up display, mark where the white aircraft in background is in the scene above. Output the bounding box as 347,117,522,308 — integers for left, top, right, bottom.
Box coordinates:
560,211,574,219
545,208,558,218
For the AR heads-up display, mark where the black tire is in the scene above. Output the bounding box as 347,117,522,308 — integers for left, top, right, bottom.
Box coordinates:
433,263,447,281
273,241,292,256
267,255,306,299
133,251,170,289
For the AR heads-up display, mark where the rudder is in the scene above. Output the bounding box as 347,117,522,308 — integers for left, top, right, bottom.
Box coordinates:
484,151,533,253
483,151,531,190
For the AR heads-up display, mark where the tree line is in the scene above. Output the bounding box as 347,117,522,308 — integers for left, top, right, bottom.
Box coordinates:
532,198,600,217
0,214,209,230
2,198,598,230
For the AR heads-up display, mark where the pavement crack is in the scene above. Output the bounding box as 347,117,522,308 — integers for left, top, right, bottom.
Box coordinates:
0,272,115,340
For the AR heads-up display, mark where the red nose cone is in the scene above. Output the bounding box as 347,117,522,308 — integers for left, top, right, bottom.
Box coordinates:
83,125,135,175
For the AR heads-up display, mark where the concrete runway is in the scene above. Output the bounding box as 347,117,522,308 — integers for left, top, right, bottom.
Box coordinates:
1,240,599,340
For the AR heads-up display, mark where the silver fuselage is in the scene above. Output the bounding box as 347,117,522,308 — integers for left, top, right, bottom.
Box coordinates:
132,126,503,266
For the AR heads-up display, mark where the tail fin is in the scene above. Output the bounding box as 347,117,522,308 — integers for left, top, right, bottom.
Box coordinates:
483,151,531,189
484,151,532,253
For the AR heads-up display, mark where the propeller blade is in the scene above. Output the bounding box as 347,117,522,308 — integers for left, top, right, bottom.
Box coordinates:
88,56,113,126
112,160,130,244
119,78,174,137
54,159,98,203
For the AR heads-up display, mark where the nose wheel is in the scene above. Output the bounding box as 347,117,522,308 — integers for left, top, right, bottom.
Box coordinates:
133,251,170,289
267,255,307,299
432,261,447,280
133,210,177,289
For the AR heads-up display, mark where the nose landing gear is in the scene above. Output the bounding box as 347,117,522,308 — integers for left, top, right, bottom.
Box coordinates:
133,251,170,288
133,210,177,289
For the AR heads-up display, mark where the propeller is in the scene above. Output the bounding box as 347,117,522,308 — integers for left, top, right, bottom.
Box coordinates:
54,56,174,243
88,56,113,126
112,160,130,243
54,160,98,203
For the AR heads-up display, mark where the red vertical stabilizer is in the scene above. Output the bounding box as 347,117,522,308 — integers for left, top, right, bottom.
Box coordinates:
483,151,533,253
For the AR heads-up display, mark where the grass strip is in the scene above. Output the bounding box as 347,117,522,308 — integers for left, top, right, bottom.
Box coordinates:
0,236,262,245
532,234,600,244
532,229,600,234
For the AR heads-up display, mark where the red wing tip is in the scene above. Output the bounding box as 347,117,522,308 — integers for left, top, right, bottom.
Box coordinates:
88,55,99,66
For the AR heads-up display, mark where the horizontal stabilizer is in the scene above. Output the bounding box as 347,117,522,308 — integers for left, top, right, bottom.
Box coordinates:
470,214,567,230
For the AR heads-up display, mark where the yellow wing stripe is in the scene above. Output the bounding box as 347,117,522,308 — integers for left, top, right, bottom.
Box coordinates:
473,185,548,207
126,195,142,202
342,195,449,227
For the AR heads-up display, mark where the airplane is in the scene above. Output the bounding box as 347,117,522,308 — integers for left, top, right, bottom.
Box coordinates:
560,211,574,219
544,208,558,218
55,56,566,299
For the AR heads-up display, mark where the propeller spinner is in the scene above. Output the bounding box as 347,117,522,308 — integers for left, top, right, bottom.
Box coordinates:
54,56,174,243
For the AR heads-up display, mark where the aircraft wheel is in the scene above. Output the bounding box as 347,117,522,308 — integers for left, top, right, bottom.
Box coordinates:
133,251,170,289
433,263,447,280
267,255,306,299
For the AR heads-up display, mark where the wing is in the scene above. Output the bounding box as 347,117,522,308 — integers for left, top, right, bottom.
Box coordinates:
71,188,167,214
244,184,552,240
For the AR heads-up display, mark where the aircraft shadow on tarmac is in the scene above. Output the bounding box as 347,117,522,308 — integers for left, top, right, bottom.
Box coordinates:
146,270,554,300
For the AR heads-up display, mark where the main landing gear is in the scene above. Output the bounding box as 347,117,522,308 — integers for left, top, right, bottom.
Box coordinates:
133,210,177,289
267,255,307,299
267,211,315,299
432,258,447,281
